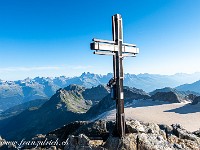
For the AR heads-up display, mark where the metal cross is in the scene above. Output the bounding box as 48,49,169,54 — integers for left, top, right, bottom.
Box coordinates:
90,14,139,137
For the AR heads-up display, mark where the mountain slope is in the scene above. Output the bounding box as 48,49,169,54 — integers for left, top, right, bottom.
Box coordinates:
176,80,200,94
0,79,49,111
0,85,92,140
0,99,48,120
82,84,109,105
86,87,150,119
192,96,200,105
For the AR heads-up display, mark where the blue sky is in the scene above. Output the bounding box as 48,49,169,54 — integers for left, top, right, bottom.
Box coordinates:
0,0,200,80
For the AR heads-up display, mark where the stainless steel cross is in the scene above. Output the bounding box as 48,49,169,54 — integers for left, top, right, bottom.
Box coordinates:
90,14,139,137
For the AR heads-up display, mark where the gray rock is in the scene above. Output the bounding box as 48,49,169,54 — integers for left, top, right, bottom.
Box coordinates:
145,122,160,134
126,120,145,133
3,120,199,150
151,91,185,103
104,134,137,150
138,133,174,150
64,134,102,150
192,96,200,105
193,129,200,137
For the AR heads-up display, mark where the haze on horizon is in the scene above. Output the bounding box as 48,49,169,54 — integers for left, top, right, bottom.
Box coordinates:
0,0,200,80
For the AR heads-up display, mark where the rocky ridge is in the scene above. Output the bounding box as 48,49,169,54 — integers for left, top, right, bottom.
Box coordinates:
3,120,199,150
150,87,195,103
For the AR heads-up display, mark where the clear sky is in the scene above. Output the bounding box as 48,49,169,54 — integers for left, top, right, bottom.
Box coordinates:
0,0,200,80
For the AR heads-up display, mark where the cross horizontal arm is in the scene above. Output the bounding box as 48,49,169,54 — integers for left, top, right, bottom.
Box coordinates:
90,42,139,54
93,38,115,44
91,42,116,52
93,50,136,57
94,51,115,55
122,53,136,57
123,42,137,47
93,38,137,47
124,45,139,54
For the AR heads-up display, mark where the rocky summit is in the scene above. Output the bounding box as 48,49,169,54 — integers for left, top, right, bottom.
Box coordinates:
150,87,192,103
49,120,200,150
3,120,199,150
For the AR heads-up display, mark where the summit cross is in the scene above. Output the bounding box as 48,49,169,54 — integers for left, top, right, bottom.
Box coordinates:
90,14,139,137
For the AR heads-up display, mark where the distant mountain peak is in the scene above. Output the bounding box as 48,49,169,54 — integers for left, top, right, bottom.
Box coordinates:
81,72,93,76
151,91,180,103
150,87,192,103
149,87,178,96
64,84,85,92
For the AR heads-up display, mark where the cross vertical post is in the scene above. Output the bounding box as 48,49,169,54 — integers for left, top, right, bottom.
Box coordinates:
90,14,139,137
112,14,125,137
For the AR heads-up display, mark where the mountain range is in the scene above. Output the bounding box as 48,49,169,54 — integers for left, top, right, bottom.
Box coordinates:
1,83,198,141
1,72,200,111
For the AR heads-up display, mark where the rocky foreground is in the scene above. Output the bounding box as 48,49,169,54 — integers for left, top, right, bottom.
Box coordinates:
1,120,200,150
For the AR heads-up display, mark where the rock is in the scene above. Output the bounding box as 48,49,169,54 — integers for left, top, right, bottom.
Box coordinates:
104,134,137,150
186,94,197,101
126,120,145,133
193,129,200,137
78,134,90,145
89,140,104,148
169,124,200,149
32,134,46,141
73,120,111,140
62,120,200,149
64,134,103,150
151,91,184,103
145,122,160,134
192,96,200,105
173,143,182,149
159,130,167,140
159,124,173,135
50,146,57,150
172,124,198,141
138,133,174,150
2,120,200,150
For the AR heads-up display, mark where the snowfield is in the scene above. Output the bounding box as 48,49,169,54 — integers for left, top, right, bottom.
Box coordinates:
92,99,200,132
